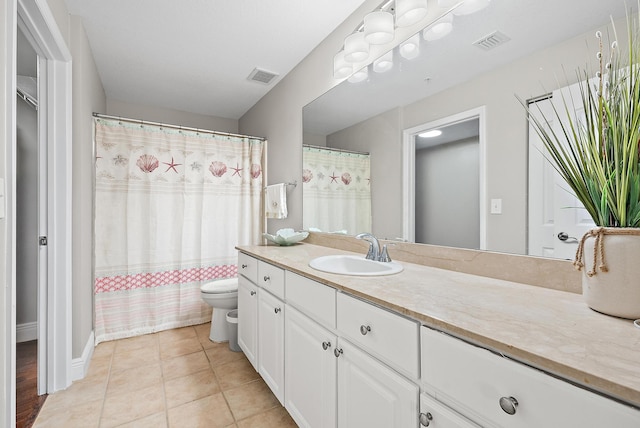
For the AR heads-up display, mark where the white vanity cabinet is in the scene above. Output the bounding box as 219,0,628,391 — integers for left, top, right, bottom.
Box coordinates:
237,275,258,369
258,287,285,404
421,326,640,427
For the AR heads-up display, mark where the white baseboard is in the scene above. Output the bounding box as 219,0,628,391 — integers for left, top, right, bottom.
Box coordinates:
71,330,95,381
16,322,37,343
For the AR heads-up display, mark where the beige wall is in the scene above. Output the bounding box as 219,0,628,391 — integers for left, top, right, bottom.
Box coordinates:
69,16,106,358
239,0,382,234
107,99,239,133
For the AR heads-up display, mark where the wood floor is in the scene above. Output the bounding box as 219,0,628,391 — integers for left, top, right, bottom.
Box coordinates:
16,341,47,428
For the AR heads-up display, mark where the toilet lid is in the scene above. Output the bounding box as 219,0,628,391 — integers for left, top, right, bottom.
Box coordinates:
201,278,238,294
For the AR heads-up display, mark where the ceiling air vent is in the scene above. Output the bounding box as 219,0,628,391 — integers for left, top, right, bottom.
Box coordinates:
473,31,511,51
247,67,279,85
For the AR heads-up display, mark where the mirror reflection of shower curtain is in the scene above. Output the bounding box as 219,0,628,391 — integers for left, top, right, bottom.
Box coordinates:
302,146,371,234
93,118,264,343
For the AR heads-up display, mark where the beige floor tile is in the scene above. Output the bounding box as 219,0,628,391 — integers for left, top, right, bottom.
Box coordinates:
236,406,298,428
160,335,204,360
195,324,216,350
107,361,163,396
42,376,107,411
167,393,234,428
111,344,160,372
162,350,211,380
83,354,112,383
92,340,116,358
158,325,197,343
213,357,260,390
100,383,165,427
164,368,220,409
114,332,159,353
33,397,103,428
115,411,168,428
224,379,279,421
205,342,245,368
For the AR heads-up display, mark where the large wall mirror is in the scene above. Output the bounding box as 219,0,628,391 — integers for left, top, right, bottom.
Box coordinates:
303,0,627,257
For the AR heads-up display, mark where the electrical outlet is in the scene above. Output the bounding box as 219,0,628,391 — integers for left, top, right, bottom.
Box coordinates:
490,198,502,214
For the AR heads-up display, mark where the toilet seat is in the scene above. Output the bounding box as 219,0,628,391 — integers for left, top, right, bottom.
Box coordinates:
201,278,238,294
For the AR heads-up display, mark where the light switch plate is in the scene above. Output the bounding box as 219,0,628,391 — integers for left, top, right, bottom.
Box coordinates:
490,198,502,214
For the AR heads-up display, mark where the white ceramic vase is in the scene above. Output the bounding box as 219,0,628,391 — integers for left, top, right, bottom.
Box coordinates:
580,229,640,319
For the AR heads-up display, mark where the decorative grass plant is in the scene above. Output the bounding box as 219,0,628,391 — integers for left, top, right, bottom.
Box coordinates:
524,9,640,228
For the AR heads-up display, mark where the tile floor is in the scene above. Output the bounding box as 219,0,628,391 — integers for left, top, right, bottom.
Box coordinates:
33,323,298,427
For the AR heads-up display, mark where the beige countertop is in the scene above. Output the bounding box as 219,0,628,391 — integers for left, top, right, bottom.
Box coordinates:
237,243,640,409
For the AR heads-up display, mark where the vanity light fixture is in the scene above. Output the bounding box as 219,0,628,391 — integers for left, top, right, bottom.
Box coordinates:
399,34,421,60
395,0,428,27
423,13,453,41
373,50,394,73
419,129,442,138
344,31,370,62
333,51,353,79
348,66,369,83
364,10,395,44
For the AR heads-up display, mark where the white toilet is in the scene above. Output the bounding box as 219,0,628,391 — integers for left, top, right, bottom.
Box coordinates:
200,278,238,342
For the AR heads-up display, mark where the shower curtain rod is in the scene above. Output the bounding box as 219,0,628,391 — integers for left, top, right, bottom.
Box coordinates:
303,144,369,156
92,113,266,141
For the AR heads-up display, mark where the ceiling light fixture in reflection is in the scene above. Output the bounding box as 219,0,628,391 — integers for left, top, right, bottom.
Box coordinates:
373,51,394,73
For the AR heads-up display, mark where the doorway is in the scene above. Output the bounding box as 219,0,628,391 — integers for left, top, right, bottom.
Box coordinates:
402,107,487,248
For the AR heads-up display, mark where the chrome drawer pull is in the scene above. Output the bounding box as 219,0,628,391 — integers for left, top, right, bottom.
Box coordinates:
419,412,433,426
322,341,331,350
360,325,371,335
334,348,343,358
263,275,270,282
274,307,281,314
241,264,248,269
250,291,256,296
499,396,518,415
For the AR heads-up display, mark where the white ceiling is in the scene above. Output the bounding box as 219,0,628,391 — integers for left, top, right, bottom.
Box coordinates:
64,0,369,119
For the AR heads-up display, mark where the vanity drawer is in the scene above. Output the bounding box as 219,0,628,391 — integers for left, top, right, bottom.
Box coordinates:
336,292,419,379
238,252,258,284
285,271,336,329
421,326,640,427
257,260,285,299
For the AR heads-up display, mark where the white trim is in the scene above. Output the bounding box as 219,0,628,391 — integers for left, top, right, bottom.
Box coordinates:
17,0,73,394
16,322,37,343
402,106,487,249
71,331,94,381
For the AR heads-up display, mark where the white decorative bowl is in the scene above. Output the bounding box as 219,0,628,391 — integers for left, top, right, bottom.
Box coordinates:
263,228,309,246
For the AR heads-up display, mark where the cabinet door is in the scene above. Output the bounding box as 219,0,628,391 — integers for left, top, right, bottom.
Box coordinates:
258,289,285,404
237,276,258,370
285,306,337,428
336,339,419,428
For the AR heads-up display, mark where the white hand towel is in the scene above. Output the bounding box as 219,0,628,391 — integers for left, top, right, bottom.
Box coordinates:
265,183,288,219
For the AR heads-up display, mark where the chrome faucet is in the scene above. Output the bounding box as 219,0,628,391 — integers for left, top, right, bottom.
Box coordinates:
355,233,381,261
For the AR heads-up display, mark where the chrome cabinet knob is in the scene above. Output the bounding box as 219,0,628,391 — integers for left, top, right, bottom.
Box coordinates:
360,325,371,335
322,341,331,350
263,275,270,282
250,290,256,296
419,412,433,426
334,348,343,358
499,396,518,415
274,307,281,314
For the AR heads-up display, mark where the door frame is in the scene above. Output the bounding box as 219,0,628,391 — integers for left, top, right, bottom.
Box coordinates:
6,0,72,410
402,106,487,248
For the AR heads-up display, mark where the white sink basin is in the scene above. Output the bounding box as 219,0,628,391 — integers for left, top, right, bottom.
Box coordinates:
309,255,403,276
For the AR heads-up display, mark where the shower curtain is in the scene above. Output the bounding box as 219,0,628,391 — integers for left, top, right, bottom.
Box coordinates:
302,146,371,234
93,118,264,343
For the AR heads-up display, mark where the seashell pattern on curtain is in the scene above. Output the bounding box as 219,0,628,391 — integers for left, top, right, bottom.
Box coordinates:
93,118,264,343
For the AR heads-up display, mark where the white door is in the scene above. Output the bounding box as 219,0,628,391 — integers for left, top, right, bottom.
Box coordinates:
285,306,337,428
237,276,258,370
528,85,595,259
257,289,285,404
336,339,418,428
